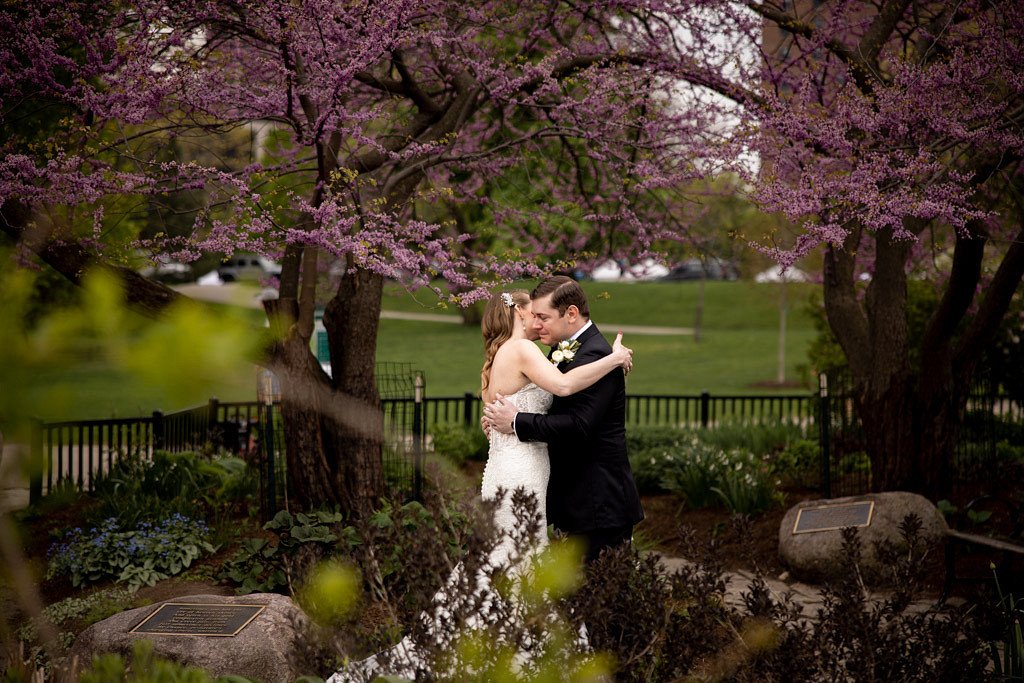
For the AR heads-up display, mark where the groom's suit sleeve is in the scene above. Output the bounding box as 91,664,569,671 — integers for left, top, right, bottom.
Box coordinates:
514,343,619,443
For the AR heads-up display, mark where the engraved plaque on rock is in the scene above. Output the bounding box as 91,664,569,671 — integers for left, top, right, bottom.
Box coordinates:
129,603,265,637
792,501,875,535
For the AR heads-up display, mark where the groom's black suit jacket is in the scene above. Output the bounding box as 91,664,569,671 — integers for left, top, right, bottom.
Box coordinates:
514,323,645,534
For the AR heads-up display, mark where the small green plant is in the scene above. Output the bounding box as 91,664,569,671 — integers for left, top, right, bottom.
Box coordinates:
18,587,138,644
218,509,357,594
771,438,820,488
629,447,686,494
711,460,783,515
77,640,255,682
46,514,215,587
662,440,782,515
989,564,1024,680
430,423,488,465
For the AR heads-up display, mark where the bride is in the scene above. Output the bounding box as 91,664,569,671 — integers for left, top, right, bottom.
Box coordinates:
328,289,632,682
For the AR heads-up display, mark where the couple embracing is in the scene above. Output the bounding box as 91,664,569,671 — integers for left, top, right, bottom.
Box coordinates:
480,275,645,565
329,276,643,682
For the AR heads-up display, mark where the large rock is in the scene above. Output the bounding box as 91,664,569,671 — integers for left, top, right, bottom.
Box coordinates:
778,492,947,584
69,593,313,682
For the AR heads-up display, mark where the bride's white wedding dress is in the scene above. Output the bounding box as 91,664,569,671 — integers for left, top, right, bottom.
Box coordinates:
328,383,554,682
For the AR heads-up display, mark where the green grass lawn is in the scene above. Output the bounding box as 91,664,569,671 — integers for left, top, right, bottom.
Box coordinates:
25,280,821,420
378,279,819,396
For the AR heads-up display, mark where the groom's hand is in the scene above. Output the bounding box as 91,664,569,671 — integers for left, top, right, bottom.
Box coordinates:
483,394,517,435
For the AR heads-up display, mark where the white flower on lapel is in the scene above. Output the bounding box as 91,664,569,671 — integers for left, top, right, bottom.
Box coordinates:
551,339,581,365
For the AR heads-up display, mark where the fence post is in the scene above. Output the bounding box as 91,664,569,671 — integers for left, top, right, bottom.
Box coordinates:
414,374,425,502
463,392,475,428
207,397,220,448
818,373,832,499
700,391,710,429
29,418,43,505
152,411,165,452
262,402,276,519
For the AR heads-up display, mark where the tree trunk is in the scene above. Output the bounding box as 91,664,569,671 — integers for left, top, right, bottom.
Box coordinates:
854,372,966,499
322,265,385,517
263,290,344,510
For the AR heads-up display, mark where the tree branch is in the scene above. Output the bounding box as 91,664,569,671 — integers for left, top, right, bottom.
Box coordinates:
1,201,182,319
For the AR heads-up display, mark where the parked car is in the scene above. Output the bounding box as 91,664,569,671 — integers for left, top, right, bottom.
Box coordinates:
217,254,282,282
138,256,194,283
661,258,738,281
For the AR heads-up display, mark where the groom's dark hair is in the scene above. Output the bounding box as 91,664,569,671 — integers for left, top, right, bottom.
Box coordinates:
531,275,590,317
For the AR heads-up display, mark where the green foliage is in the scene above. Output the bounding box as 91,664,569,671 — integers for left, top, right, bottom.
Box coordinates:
990,569,1024,680
430,423,488,465
92,450,256,531
698,420,807,456
661,439,782,515
18,587,138,644
628,425,788,512
771,439,821,488
46,515,215,588
14,586,139,674
78,640,255,683
218,509,357,594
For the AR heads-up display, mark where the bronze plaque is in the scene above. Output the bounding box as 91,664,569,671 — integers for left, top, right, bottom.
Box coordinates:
792,501,875,535
130,603,265,637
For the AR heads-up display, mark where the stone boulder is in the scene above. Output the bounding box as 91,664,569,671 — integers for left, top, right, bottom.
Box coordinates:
69,593,313,682
778,492,947,584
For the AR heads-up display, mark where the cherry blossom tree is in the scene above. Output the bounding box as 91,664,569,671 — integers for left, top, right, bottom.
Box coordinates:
0,1,737,513
740,0,1024,497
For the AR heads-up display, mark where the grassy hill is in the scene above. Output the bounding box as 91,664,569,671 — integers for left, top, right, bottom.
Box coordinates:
377,280,819,396
25,280,820,420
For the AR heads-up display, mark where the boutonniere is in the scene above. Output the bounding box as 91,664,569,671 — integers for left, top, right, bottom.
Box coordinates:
551,339,581,365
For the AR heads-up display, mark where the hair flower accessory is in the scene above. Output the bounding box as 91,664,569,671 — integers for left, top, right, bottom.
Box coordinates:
551,339,581,365
500,292,514,307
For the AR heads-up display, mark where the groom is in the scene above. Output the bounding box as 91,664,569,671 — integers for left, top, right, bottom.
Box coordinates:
484,275,644,563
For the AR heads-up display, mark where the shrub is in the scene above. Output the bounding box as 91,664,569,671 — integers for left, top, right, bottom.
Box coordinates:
92,450,256,529
430,423,488,465
698,419,807,456
15,586,139,675
625,425,687,453
46,514,215,587
662,440,782,515
629,447,687,494
218,509,357,594
569,531,735,682
735,522,991,681
771,438,820,488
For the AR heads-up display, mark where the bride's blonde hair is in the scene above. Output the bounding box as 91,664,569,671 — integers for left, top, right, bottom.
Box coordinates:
481,289,531,395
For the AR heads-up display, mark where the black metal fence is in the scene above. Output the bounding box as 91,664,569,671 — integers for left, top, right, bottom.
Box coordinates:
29,375,1022,508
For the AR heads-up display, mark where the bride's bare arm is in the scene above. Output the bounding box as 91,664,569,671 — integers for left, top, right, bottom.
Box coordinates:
515,334,632,397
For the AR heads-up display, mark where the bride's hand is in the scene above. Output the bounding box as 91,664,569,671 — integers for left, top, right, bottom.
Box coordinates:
612,332,634,374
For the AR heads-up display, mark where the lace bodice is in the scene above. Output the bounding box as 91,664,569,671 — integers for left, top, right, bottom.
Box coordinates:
481,383,553,565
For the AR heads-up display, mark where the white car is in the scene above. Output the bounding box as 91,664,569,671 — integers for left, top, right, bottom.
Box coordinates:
217,254,282,282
